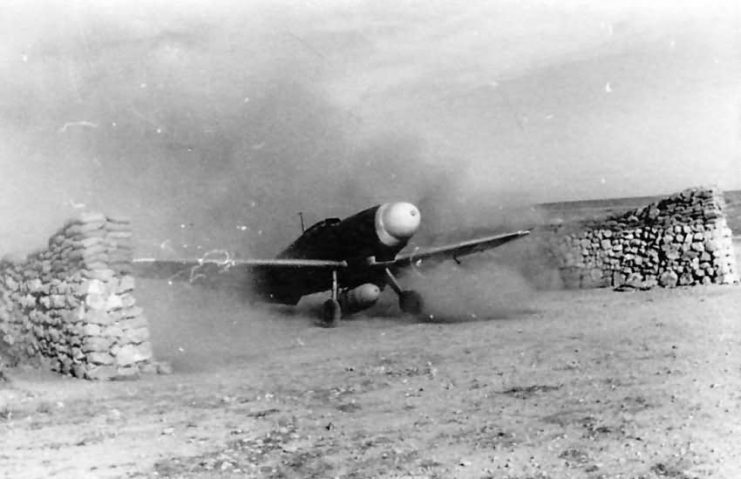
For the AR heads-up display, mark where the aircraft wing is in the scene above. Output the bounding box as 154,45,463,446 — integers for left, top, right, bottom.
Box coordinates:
376,230,531,269
132,231,529,282
132,257,347,283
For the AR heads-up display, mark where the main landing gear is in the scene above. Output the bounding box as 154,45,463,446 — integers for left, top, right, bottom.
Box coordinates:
321,298,341,327
320,269,342,328
319,268,425,327
385,268,424,315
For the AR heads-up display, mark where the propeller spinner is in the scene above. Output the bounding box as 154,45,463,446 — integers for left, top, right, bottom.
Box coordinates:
375,202,421,247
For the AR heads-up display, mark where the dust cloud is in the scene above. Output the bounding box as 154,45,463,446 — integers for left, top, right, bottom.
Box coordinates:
393,236,562,323
0,2,738,366
0,1,536,259
138,278,312,372
1,1,738,258
402,260,535,323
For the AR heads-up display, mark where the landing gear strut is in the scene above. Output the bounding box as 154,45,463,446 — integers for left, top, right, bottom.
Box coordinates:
320,269,341,327
385,268,424,315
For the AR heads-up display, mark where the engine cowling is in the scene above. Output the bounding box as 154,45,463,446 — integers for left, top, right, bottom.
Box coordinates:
340,283,381,313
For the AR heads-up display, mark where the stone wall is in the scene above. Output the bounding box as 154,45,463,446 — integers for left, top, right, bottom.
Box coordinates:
548,187,738,289
0,213,155,379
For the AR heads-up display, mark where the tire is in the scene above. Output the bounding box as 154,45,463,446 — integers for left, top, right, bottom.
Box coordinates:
398,290,424,315
320,299,342,328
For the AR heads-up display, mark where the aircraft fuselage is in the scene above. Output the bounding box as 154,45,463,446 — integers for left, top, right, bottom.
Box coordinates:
252,202,421,304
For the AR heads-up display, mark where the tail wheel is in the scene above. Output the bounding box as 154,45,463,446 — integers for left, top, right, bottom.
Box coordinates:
320,299,341,328
399,290,424,315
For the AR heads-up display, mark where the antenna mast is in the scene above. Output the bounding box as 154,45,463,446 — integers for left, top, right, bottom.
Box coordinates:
298,212,305,232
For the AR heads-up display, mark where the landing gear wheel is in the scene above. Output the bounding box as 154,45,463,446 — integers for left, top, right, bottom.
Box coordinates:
320,299,341,328
398,290,424,315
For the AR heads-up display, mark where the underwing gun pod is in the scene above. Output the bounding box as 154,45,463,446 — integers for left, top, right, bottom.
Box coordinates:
133,202,530,327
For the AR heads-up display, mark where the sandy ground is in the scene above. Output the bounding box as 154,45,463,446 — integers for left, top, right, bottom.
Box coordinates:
1,272,741,478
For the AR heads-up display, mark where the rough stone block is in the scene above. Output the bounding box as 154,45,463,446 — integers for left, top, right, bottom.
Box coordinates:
46,328,61,343
27,278,44,294
82,269,115,281
119,294,136,309
106,215,131,224
106,230,133,239
125,327,150,344
105,295,123,311
111,263,133,275
58,355,72,374
121,307,144,321
78,236,105,248
86,310,114,325
50,295,67,309
85,293,107,310
72,347,85,361
87,351,115,365
659,270,678,287
82,323,101,336
119,314,148,331
82,336,113,353
115,342,152,366
76,212,108,225
4,276,19,291
102,324,124,339
77,279,106,296
663,246,680,260
84,261,110,271
71,363,86,379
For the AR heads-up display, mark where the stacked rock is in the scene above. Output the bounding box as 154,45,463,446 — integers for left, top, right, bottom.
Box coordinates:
549,187,738,289
0,212,155,379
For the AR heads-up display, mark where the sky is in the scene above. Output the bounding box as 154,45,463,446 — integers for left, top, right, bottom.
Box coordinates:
0,0,739,257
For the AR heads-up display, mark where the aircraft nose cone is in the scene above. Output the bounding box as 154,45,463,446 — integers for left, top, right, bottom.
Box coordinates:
384,202,421,239
376,202,421,246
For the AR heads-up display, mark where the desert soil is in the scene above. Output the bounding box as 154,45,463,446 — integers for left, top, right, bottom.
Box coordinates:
1,276,741,479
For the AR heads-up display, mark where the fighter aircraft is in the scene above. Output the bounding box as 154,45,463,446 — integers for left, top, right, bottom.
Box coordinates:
133,202,530,327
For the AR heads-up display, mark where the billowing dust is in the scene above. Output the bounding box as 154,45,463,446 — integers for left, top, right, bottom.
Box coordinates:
396,235,562,322
139,217,565,373
137,278,310,373
3,2,736,260
400,260,534,322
